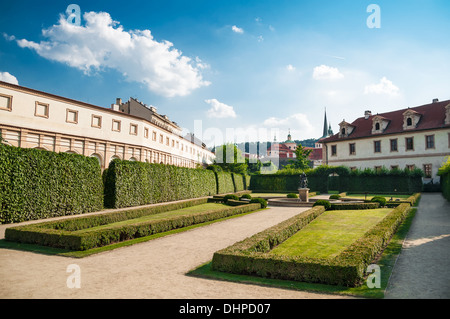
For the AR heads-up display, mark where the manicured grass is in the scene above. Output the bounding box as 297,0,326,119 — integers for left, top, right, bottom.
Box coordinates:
270,209,391,259
0,206,266,258
75,203,230,233
188,208,417,299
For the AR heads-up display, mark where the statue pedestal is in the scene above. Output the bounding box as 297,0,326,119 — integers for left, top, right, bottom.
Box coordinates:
298,188,310,202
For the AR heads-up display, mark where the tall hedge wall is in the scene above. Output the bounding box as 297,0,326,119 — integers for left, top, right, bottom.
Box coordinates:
104,159,217,208
215,171,235,195
0,144,103,224
249,165,423,194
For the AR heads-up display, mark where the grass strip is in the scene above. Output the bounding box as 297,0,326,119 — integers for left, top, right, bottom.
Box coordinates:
0,208,266,258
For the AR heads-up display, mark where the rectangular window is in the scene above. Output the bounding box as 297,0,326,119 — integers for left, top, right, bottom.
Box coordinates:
375,166,382,173
35,102,49,118
349,143,356,155
0,94,12,111
390,165,399,170
406,137,414,151
144,128,149,138
390,139,398,152
425,135,435,149
152,131,157,141
166,137,170,146
374,140,381,153
159,134,163,143
331,145,337,156
91,115,102,128
130,124,138,135
406,164,415,171
66,109,78,124
423,164,432,178
112,119,121,132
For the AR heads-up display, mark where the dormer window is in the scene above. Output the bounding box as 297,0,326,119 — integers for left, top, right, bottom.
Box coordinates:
402,109,421,130
375,123,380,130
338,120,355,138
406,117,412,126
371,115,389,134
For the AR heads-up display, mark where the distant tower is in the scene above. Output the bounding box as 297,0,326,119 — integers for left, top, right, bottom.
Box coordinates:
322,108,329,138
287,129,292,142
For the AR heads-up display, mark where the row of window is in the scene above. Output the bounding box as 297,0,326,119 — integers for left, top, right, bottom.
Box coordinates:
331,135,437,156
349,164,433,178
0,94,207,158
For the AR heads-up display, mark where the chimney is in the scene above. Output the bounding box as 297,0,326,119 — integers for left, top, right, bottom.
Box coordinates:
116,98,122,105
432,98,439,103
111,103,119,111
364,110,372,119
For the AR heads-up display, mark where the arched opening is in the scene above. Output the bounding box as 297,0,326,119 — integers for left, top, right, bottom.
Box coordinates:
406,117,412,126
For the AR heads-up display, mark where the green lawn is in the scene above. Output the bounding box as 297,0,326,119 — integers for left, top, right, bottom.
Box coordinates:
345,194,411,200
270,208,391,259
74,203,230,233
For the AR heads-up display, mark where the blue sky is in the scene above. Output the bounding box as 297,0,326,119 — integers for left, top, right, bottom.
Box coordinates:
1,0,449,147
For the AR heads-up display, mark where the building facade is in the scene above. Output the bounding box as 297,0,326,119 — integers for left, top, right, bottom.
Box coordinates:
320,99,450,182
0,81,215,170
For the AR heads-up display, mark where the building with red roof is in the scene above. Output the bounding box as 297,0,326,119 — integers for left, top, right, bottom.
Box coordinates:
320,99,450,181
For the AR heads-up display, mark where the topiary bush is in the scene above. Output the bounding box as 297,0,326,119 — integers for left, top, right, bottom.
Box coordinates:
329,194,341,200
223,194,239,203
240,194,252,200
287,193,298,198
313,199,331,210
250,197,268,208
370,196,387,207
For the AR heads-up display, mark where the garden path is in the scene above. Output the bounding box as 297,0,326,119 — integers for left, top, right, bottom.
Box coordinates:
385,192,450,299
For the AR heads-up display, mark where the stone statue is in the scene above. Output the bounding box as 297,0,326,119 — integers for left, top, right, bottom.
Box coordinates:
299,173,308,189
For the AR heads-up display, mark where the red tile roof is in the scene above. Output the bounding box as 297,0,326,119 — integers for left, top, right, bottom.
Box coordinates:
321,100,450,143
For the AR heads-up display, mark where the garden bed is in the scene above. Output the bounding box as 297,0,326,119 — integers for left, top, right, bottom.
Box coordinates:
5,198,262,251
211,203,412,287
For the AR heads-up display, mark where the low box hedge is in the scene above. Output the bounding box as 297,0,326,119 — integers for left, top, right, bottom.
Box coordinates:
330,202,380,210
212,203,411,287
5,199,262,251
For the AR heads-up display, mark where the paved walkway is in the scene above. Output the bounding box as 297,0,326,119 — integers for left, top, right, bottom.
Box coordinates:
385,193,450,299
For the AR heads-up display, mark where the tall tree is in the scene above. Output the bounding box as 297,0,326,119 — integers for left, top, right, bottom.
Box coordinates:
287,144,312,170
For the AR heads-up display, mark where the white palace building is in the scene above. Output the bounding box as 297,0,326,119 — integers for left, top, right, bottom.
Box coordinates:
0,80,215,170
320,99,450,182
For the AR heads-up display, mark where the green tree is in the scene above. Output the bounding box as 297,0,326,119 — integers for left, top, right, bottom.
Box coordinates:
287,144,312,170
214,143,248,174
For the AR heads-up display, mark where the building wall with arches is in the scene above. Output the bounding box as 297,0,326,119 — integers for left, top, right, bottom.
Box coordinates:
0,81,215,170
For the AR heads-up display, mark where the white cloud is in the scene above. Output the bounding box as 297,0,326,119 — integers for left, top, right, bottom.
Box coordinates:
0,72,19,85
262,113,315,140
14,11,210,97
313,65,344,80
231,25,244,34
364,77,400,96
286,64,296,71
205,99,237,118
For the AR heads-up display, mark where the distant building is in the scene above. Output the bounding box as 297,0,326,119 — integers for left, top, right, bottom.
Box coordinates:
320,99,450,181
0,81,214,170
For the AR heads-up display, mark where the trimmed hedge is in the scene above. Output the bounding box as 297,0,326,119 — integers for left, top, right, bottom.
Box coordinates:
104,159,217,208
215,171,235,194
5,199,262,250
232,173,245,192
0,144,103,224
212,203,411,287
330,202,380,210
438,157,450,201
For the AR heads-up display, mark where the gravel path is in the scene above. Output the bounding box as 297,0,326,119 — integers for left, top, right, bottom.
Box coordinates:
0,205,351,299
384,193,450,299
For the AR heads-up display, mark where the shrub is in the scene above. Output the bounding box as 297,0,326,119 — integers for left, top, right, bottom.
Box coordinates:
240,194,252,200
370,196,387,207
329,194,341,200
250,197,268,208
223,194,239,203
313,199,331,210
287,193,298,198
330,202,379,210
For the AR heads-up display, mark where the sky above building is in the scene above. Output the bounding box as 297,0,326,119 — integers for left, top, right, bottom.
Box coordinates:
1,0,449,147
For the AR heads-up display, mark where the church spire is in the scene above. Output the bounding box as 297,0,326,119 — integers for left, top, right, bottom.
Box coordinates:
322,108,328,138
